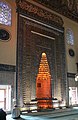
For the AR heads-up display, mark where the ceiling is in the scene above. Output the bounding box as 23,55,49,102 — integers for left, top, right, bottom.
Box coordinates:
35,0,78,23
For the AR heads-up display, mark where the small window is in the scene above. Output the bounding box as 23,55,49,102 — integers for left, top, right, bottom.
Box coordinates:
0,1,11,26
66,28,74,45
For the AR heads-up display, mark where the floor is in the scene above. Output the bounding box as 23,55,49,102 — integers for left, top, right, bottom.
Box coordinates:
6,107,78,120
6,114,78,120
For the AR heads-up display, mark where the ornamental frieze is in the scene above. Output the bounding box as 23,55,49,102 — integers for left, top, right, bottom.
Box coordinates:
16,0,63,26
35,0,78,23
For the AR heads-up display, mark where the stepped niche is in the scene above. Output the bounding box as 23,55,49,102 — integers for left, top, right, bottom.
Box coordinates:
36,53,52,108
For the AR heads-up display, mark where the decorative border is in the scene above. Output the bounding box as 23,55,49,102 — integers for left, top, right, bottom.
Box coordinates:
0,64,16,72
16,0,63,27
34,0,78,23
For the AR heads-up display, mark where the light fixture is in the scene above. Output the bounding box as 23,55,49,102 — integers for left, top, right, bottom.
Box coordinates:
75,63,78,81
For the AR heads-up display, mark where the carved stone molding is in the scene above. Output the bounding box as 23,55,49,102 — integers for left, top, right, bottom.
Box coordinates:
16,0,64,27
34,0,78,23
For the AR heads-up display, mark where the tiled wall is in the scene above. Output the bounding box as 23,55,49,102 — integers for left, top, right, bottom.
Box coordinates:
17,16,67,106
